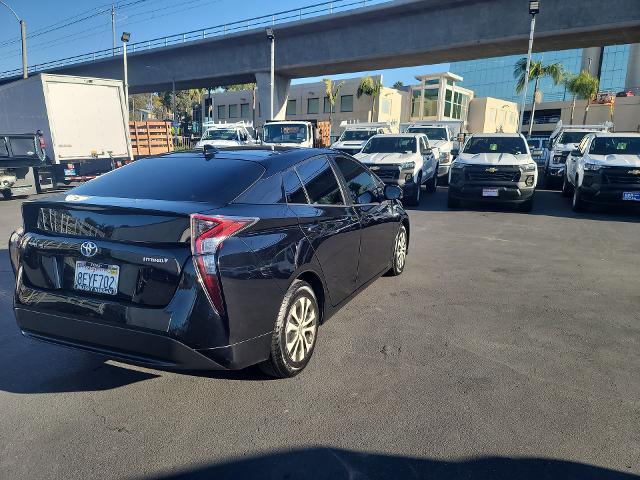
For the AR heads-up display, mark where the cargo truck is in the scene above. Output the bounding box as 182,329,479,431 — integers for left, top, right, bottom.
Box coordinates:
261,120,331,148
0,74,132,189
0,132,47,199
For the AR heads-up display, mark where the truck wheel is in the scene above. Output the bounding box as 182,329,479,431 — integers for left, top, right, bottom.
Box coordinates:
1,189,12,200
518,196,534,213
405,175,422,206
561,174,573,197
426,167,438,193
447,191,460,209
572,185,586,213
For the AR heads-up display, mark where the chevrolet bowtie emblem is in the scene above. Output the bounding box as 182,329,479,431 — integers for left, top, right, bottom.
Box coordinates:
485,167,498,173
370,166,380,170
628,169,640,175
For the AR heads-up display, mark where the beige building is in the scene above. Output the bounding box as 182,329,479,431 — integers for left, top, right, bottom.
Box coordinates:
467,97,520,134
202,75,407,136
408,72,474,126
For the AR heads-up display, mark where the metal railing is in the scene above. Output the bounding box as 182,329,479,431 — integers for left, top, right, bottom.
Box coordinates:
0,0,386,79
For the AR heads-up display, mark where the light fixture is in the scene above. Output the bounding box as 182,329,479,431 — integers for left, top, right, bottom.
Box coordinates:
528,1,539,15
265,27,274,40
121,31,131,42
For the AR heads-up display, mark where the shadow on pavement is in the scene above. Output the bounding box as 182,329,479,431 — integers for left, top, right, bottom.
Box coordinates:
147,448,639,480
408,187,640,223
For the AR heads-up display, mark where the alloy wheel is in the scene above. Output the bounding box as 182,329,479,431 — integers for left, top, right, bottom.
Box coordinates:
395,228,407,271
285,296,317,363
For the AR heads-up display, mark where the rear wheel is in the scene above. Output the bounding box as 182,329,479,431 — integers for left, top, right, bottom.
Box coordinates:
386,224,408,276
259,280,319,378
426,167,438,193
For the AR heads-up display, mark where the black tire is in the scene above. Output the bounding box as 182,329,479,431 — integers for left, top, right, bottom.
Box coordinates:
1,189,12,200
426,167,438,193
439,174,449,186
572,184,587,213
518,196,534,212
259,280,319,378
561,174,573,197
447,191,460,209
386,224,408,276
405,174,422,206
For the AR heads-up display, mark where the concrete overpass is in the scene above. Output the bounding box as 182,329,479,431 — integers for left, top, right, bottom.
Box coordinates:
3,0,639,118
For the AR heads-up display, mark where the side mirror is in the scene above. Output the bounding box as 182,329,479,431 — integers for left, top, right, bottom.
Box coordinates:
384,185,403,201
424,147,433,156
571,149,582,157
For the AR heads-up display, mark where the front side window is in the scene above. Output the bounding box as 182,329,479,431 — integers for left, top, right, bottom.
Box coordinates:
463,137,527,155
420,137,430,153
340,95,353,112
589,137,640,155
558,131,589,145
362,136,417,154
295,156,344,206
334,156,382,204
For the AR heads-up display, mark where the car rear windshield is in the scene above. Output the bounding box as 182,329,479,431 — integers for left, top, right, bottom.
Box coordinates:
407,127,447,140
341,130,376,141
362,137,416,154
71,155,264,203
558,131,589,144
202,129,237,140
589,137,640,155
463,137,527,155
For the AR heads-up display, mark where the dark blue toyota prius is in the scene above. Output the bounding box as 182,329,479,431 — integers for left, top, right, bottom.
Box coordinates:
10,147,410,377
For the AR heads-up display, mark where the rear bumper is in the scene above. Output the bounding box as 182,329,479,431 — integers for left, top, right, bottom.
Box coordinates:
15,307,271,371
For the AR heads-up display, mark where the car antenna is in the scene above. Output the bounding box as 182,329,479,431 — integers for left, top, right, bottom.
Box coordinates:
203,144,218,160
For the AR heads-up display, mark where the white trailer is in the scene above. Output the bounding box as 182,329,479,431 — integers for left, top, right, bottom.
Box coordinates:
0,74,132,188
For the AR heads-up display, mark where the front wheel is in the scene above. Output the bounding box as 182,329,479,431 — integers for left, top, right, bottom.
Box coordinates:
405,175,422,206
561,174,573,197
572,185,587,213
1,189,12,200
259,280,319,378
425,167,438,193
447,191,460,209
386,224,408,276
518,196,534,212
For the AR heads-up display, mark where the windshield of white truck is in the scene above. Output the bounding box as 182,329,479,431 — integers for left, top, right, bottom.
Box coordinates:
362,137,416,154
589,137,640,155
558,131,590,145
202,129,237,141
340,130,376,141
407,127,447,140
463,137,527,155
264,124,307,144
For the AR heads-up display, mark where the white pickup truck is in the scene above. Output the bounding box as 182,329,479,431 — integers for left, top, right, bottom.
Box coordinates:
196,122,255,149
544,121,613,186
331,122,391,156
562,132,640,212
448,133,537,212
355,133,439,206
405,122,461,183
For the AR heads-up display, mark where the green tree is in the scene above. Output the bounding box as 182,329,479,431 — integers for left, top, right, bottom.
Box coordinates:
323,78,345,128
224,83,256,92
564,70,600,124
393,80,404,89
357,76,383,121
514,58,564,136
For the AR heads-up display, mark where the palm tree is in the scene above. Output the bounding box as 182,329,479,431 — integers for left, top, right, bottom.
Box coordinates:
323,78,344,129
357,76,383,121
564,70,599,124
393,80,404,89
514,58,564,136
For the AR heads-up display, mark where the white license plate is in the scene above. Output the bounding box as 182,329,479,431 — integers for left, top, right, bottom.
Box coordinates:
74,261,119,296
622,192,640,202
64,168,76,176
482,188,499,197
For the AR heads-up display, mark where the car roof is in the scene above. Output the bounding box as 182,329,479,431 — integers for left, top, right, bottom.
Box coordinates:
469,133,523,138
372,133,424,138
591,132,640,137
160,147,335,176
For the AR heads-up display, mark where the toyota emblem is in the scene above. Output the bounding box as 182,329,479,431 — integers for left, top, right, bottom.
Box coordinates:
80,241,98,258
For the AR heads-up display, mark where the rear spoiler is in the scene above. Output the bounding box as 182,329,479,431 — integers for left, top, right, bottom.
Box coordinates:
0,131,47,168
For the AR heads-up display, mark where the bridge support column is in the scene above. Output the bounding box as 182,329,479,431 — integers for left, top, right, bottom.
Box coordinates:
256,72,291,122
625,44,640,92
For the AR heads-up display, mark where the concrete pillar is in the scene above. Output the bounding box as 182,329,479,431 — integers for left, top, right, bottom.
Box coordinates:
625,43,640,91
255,72,291,122
581,47,602,77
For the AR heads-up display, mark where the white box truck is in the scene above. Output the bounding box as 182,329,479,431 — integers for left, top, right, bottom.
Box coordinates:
0,74,132,189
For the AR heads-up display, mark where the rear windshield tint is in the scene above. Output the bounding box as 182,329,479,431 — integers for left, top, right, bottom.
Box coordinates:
71,154,264,203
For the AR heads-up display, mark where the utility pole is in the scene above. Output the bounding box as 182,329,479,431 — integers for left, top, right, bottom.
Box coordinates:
111,4,116,56
121,32,130,120
266,28,275,120
518,1,540,135
0,1,27,78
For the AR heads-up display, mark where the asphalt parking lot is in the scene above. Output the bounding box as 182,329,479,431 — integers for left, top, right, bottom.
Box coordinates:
0,187,638,480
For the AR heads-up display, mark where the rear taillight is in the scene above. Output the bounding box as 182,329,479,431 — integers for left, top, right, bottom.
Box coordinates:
190,214,257,315
8,227,24,276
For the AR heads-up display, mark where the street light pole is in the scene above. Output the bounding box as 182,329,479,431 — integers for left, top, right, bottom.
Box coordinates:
518,1,540,135
266,28,275,120
0,1,27,79
121,32,131,120
111,4,116,56
172,77,176,125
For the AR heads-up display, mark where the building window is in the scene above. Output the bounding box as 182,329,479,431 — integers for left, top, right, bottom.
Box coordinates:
381,98,391,115
229,104,238,118
424,79,439,86
340,95,353,112
217,105,226,119
240,103,250,118
307,97,319,114
286,99,297,115
323,97,333,114
423,89,438,117
444,89,453,117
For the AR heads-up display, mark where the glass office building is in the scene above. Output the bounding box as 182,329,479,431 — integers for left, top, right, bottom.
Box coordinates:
450,45,634,103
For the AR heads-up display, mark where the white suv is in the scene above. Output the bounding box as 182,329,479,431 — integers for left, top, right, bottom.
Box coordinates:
448,133,537,212
563,132,640,212
196,124,254,149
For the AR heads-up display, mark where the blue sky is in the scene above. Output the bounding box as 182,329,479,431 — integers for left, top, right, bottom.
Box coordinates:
0,0,448,86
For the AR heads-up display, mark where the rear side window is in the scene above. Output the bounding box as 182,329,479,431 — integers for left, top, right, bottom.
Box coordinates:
295,156,344,205
72,155,265,204
283,169,308,204
233,173,284,204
